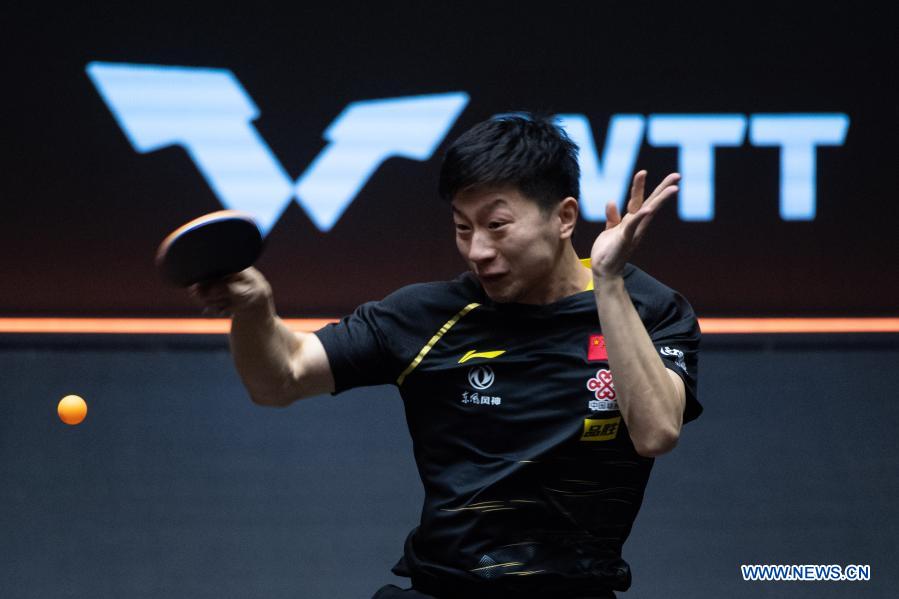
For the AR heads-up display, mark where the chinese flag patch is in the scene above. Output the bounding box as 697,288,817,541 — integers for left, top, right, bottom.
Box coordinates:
588,334,608,361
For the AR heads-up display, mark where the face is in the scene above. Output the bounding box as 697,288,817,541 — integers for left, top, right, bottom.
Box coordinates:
452,186,566,304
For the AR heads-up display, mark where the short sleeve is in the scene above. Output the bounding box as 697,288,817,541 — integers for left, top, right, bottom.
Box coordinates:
314,300,400,393
646,289,702,423
313,281,466,394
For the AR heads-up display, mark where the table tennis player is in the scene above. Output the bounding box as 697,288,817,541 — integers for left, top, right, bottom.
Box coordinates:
191,112,701,598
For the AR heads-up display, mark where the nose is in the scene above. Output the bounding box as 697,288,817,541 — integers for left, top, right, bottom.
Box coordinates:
465,230,497,264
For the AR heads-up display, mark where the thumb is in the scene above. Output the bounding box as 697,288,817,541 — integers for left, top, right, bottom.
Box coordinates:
604,201,621,230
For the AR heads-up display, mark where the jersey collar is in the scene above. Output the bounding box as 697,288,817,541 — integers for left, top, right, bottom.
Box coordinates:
580,257,594,291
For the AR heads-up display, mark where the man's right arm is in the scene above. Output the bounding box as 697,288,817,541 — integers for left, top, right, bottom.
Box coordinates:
191,267,335,407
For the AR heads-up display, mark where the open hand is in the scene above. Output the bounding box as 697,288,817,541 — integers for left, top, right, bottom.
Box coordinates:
590,170,680,279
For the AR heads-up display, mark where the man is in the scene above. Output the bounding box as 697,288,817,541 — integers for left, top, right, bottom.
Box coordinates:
192,113,701,598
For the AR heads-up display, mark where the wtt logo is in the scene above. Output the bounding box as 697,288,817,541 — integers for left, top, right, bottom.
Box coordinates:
87,62,849,234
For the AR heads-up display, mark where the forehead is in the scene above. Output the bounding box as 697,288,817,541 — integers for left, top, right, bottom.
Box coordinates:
450,185,538,216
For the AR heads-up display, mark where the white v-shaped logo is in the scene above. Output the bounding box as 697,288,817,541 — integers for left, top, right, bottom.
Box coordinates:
87,62,469,233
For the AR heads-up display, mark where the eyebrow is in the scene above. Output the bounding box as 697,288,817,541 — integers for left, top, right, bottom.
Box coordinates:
452,197,509,217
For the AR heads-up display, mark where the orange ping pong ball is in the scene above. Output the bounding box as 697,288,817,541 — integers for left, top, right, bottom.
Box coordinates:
58,394,87,425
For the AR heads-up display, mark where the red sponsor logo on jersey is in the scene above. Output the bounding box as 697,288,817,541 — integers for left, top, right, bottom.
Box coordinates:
587,369,616,400
588,334,608,361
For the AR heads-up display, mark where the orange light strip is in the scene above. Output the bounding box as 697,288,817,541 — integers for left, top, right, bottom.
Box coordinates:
0,318,896,335
0,318,337,335
698,318,899,334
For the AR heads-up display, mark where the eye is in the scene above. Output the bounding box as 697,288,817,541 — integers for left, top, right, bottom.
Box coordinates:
487,221,507,230
455,223,471,233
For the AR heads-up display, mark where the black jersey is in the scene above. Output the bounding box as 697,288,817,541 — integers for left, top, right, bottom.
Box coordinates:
314,262,701,597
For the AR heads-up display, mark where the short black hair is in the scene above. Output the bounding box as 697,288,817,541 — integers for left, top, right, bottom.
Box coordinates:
438,111,580,212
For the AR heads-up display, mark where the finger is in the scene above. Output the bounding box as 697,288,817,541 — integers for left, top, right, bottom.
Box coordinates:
648,172,681,201
604,201,621,229
190,282,227,306
633,209,658,243
195,279,234,300
221,272,243,284
645,184,679,210
627,170,647,213
633,185,678,241
618,209,645,241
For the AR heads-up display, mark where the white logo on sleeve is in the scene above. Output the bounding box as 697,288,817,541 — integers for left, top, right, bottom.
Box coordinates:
660,346,687,373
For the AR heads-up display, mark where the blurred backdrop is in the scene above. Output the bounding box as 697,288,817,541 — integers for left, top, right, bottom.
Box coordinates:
3,2,897,317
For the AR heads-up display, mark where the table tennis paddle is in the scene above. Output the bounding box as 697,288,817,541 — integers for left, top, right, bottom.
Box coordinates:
156,210,264,287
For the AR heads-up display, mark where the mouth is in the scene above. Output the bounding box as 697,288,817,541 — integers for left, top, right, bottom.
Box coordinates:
477,271,508,284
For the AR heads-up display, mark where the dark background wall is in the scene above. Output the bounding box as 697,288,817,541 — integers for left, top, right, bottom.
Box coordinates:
2,335,897,598
3,2,897,316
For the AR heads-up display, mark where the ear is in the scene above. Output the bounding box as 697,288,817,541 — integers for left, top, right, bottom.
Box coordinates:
557,197,579,240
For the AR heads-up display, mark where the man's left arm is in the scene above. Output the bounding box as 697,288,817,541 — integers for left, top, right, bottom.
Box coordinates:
594,275,685,457
590,169,686,457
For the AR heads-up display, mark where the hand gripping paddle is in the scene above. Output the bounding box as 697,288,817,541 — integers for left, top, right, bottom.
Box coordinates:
156,210,264,287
